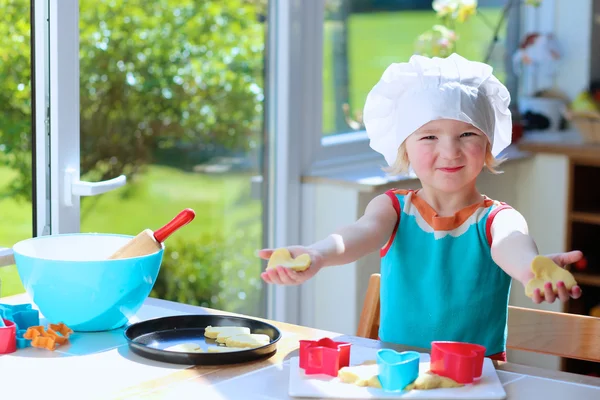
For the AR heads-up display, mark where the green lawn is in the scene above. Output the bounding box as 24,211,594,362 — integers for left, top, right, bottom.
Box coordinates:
322,9,504,134
0,164,262,297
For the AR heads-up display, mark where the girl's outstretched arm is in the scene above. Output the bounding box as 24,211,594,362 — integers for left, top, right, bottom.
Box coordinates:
259,193,399,285
308,192,399,267
490,208,582,303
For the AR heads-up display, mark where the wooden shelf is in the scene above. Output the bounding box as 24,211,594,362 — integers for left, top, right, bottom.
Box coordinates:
571,212,600,225
572,272,600,288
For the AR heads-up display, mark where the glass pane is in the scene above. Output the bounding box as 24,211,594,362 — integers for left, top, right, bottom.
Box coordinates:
322,0,506,136
78,0,268,317
0,0,33,298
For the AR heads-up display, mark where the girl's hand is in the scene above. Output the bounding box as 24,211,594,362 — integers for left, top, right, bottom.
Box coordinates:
257,246,325,286
531,251,583,304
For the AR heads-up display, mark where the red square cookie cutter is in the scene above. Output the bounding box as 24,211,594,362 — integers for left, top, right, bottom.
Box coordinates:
430,341,486,384
0,318,16,354
299,337,351,377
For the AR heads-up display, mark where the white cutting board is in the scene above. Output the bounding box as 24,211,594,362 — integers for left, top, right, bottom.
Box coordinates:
288,346,506,399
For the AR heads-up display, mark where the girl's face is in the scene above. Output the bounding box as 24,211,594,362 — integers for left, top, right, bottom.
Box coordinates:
404,119,488,193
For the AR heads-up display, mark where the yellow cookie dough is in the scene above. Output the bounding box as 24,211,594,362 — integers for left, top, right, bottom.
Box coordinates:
204,325,250,339
337,361,461,391
267,248,311,272
224,333,270,348
164,343,203,353
338,362,381,388
207,346,247,353
404,371,463,390
215,329,254,344
525,255,578,298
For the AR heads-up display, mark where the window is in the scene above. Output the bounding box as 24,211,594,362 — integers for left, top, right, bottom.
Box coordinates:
310,0,519,173
0,0,275,320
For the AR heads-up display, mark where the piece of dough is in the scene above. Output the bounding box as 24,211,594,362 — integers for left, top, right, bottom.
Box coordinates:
164,343,203,353
215,329,254,344
404,371,463,390
207,346,247,353
224,333,270,348
337,362,461,391
525,255,578,298
266,248,311,272
338,362,381,388
204,325,250,339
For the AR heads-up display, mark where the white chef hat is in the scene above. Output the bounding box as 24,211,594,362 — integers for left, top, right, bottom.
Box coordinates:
363,53,512,166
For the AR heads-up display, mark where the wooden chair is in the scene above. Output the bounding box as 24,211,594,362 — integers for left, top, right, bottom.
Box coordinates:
357,273,600,363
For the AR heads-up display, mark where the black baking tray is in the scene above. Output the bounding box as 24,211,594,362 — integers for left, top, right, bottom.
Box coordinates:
124,314,282,365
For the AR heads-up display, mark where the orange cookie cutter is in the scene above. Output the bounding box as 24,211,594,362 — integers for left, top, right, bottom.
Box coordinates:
23,326,57,351
47,322,73,345
23,323,73,351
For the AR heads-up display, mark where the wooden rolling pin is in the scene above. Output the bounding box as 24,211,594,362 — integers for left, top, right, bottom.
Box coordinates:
108,208,196,259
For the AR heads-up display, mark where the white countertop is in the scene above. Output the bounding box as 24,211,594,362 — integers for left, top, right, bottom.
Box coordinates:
0,293,196,399
1,293,599,400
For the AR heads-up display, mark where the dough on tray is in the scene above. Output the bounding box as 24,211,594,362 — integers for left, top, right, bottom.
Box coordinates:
204,325,251,339
224,333,270,348
207,346,247,353
164,343,203,353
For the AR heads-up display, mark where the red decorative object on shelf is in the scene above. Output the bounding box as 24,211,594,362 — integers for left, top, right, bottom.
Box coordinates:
574,257,588,271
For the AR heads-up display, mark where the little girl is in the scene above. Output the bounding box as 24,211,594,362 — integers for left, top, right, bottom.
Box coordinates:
258,53,582,361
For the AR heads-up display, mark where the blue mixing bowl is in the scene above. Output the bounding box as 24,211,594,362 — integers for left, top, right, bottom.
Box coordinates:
12,233,164,332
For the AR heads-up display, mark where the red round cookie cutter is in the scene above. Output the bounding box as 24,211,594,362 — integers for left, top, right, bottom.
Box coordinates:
430,341,486,384
299,337,351,377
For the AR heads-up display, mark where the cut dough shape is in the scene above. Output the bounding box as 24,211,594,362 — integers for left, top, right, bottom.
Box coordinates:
525,255,578,298
266,248,311,272
224,333,270,348
204,325,250,339
215,328,254,344
207,346,247,353
337,361,461,391
164,343,203,353
404,371,463,390
338,362,381,388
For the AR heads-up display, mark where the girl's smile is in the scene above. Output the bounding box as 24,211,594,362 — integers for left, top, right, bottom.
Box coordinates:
438,166,465,173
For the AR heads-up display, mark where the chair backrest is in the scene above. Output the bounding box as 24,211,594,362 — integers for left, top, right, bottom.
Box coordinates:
357,273,600,363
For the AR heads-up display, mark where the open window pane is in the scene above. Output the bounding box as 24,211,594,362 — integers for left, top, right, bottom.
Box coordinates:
0,0,34,297
76,0,268,317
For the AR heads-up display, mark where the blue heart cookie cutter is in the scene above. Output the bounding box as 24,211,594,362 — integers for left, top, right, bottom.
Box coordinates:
377,349,420,391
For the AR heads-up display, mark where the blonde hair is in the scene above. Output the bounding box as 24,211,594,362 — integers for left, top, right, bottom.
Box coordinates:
384,142,505,176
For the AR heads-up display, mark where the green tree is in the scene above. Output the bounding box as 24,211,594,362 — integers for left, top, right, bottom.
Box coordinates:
0,0,266,201
0,0,32,201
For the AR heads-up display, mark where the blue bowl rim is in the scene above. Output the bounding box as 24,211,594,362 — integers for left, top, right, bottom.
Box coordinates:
12,232,164,262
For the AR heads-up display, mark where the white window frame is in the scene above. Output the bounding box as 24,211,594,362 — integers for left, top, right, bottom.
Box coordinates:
46,0,82,233
33,0,50,237
297,0,546,177
265,0,379,324
295,0,381,176
265,0,313,324
35,0,127,235
34,0,298,323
